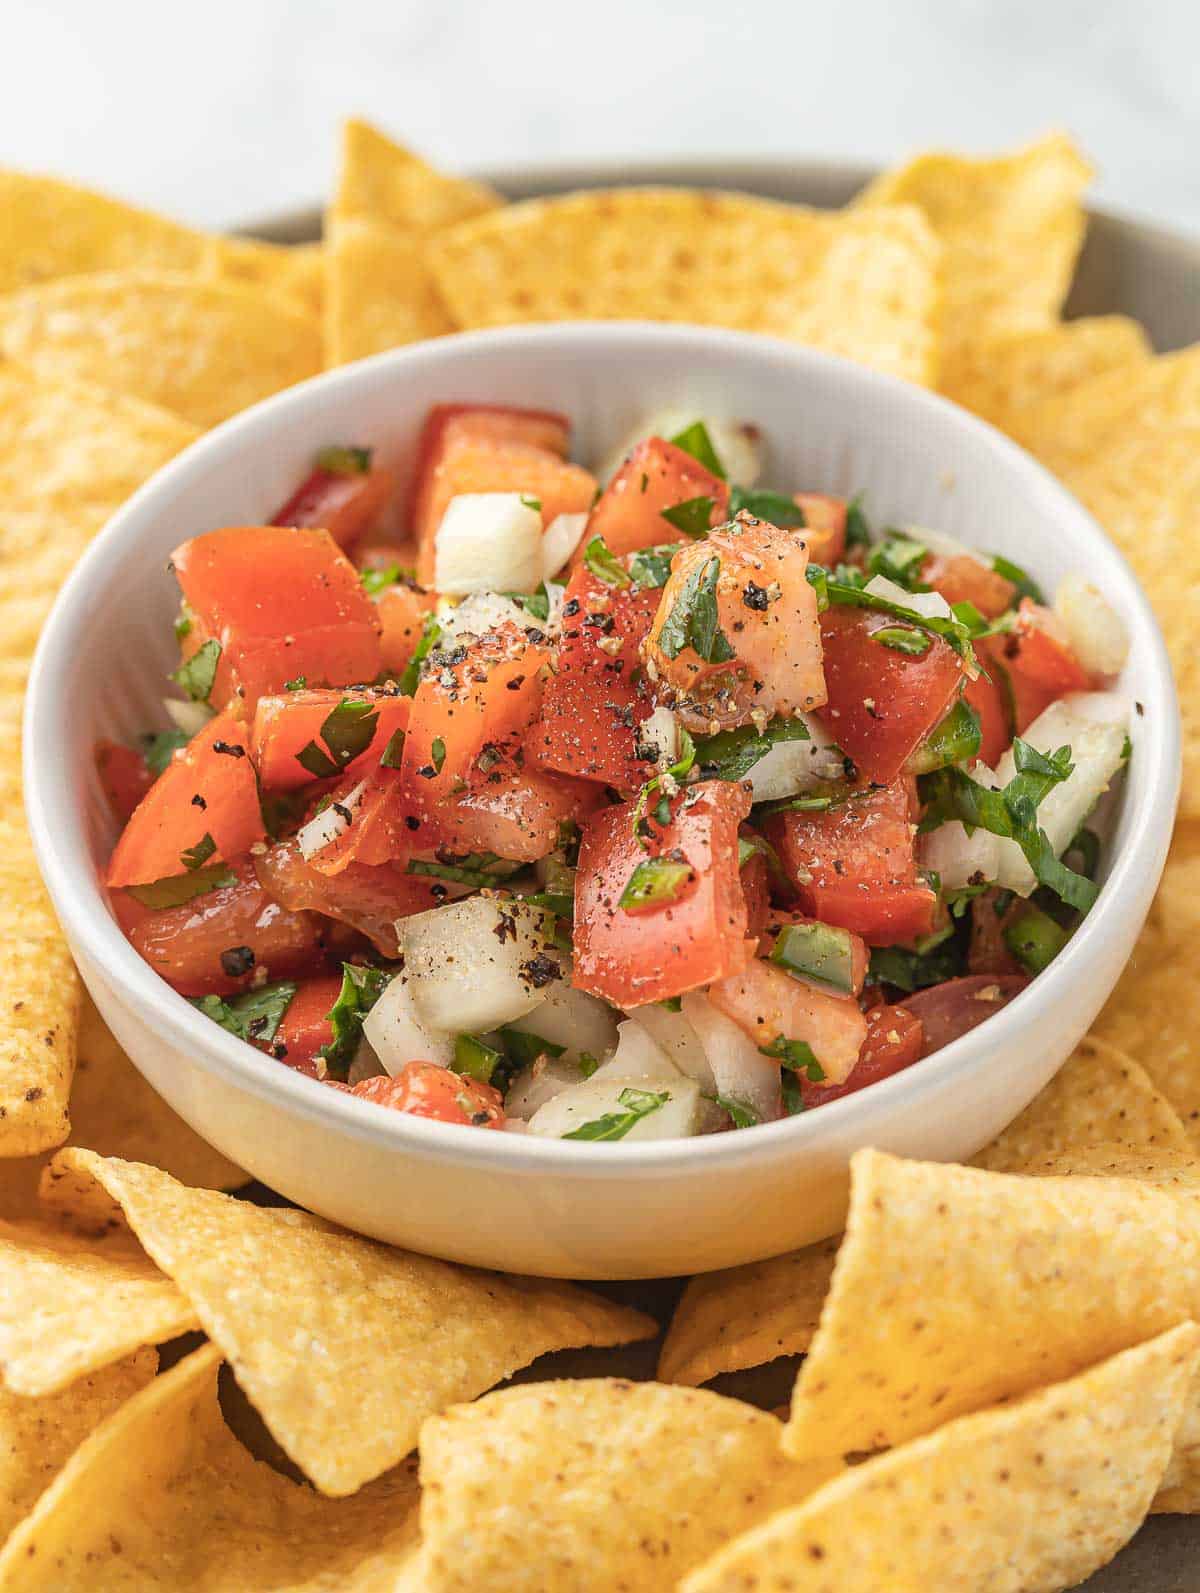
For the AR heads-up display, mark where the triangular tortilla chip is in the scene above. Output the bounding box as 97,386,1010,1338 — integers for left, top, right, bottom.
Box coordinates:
0,272,322,428
208,236,324,315
427,190,940,386
0,1218,196,1395
44,1150,657,1495
413,1378,837,1591
0,1343,423,1590
325,119,501,365
686,1325,1200,1593
857,132,1092,350
0,1348,156,1548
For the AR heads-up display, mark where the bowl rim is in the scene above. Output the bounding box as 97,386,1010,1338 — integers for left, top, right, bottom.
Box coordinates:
23,320,1181,1177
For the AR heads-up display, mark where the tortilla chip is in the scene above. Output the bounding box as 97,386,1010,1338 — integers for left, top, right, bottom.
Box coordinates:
686,1324,1200,1593
414,1378,837,1591
0,1348,156,1549
857,131,1092,351
0,272,322,429
208,236,324,315
427,190,941,386
939,315,1151,438
783,1147,1200,1463
324,120,502,366
974,1036,1192,1174
0,1217,195,1395
0,1343,424,1590
658,1237,838,1388
43,1150,657,1495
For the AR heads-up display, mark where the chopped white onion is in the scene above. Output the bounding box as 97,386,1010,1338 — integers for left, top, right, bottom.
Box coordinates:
347,1039,386,1086
744,722,846,802
590,1019,682,1085
681,991,783,1123
436,592,529,646
506,970,619,1066
434,493,543,595
505,1056,594,1120
624,1004,716,1091
919,814,1002,890
296,779,366,860
864,574,953,620
398,896,555,1034
163,698,214,739
527,1074,704,1141
541,513,589,579
1054,575,1130,681
637,705,680,768
362,973,454,1074
896,524,971,561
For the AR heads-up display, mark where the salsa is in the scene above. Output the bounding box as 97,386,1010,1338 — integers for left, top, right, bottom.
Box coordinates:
101,408,1132,1141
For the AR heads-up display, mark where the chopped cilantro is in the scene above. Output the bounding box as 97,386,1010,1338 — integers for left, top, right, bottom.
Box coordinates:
397,614,442,696
140,727,189,776
872,624,932,656
660,496,716,539
668,420,725,478
583,535,632,589
190,981,298,1047
712,1093,759,1129
992,553,1045,605
628,544,682,589
127,864,236,910
430,737,446,775
562,1086,670,1141
171,639,221,704
694,717,810,783
180,833,217,871
843,493,872,550
867,535,928,590
379,728,405,768
315,444,372,475
727,486,806,527
759,1035,825,1082
296,699,379,780
318,964,391,1080
656,555,735,663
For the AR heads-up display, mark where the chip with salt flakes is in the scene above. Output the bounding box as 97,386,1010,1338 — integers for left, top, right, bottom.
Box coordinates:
856,131,1092,350
427,190,941,386
0,272,322,429
413,1378,838,1593
685,1325,1200,1593
0,1343,424,1591
783,1146,1200,1464
0,1348,156,1550
43,1150,656,1496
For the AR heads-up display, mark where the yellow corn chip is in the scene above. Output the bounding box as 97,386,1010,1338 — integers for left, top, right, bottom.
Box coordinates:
414,1378,837,1592
0,272,322,429
0,1217,195,1395
44,1150,656,1495
208,236,324,315
783,1147,1200,1462
325,120,502,366
686,1324,1200,1593
857,132,1092,350
0,1343,424,1590
0,1348,156,1549
939,315,1151,439
427,190,941,386
658,1237,838,1388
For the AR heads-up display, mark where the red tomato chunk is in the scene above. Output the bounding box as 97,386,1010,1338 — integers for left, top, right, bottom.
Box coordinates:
587,437,729,560
271,463,395,553
352,1062,506,1128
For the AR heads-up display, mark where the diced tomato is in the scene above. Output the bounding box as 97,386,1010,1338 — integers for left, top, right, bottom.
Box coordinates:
814,606,964,783
171,527,382,713
901,974,1029,1055
586,437,729,560
762,781,937,948
573,779,752,1008
306,765,417,875
967,889,1024,977
410,404,594,586
964,666,1012,768
801,1001,923,1106
106,708,266,887
740,850,772,943
707,956,867,1084
271,464,395,553
401,623,552,811
254,838,443,957
250,689,411,792
375,584,437,677
96,740,153,826
439,762,603,864
920,553,1016,620
123,857,326,996
644,514,826,733
527,560,661,790
794,494,847,566
978,600,1088,736
269,974,345,1076
351,1061,506,1128
760,910,869,998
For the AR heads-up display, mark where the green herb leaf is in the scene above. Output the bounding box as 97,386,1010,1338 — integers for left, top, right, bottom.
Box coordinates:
519,494,542,513
583,534,632,589
171,639,221,704
362,564,413,596
868,937,965,993
630,728,697,846
316,444,372,475
284,674,308,691
867,535,928,590
180,833,217,871
843,493,872,550
190,981,298,1047
379,728,405,768
694,716,810,783
562,1086,670,1141
759,1035,825,1082
727,486,806,527
173,608,193,642
497,1027,567,1069
660,496,716,539
578,1052,600,1078
873,624,932,656
992,554,1045,605
628,544,681,590
397,616,442,696
657,555,735,664
406,854,521,889
296,698,379,780
781,1070,805,1115
906,698,982,774
430,737,446,775
453,1032,505,1086
127,864,237,910
713,1093,759,1129
505,584,551,621
668,421,725,478
318,964,391,1080
619,856,693,912
821,570,978,667
140,727,189,776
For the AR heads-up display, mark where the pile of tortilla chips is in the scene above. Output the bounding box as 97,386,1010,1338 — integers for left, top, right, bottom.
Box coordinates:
1,121,1199,1589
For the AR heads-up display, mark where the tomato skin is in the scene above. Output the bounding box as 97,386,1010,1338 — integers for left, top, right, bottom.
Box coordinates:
375,584,437,677
351,1062,506,1128
254,838,442,957
527,560,660,791
271,465,395,554
250,689,411,792
762,781,936,948
439,762,603,863
921,553,1016,620
96,741,153,826
978,599,1088,736
794,493,847,566
573,779,753,1008
740,851,772,942
814,606,965,784
801,1001,923,1106
586,437,730,560
901,974,1028,1055
269,974,345,1076
708,956,868,1083
964,666,1012,768
124,857,327,996
967,889,1024,977
171,527,382,713
106,708,266,887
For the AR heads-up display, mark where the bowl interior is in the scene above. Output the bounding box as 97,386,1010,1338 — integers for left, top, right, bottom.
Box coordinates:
26,322,1179,1178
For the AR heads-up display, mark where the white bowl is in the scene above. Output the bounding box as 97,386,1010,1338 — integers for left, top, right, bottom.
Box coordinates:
24,323,1179,1279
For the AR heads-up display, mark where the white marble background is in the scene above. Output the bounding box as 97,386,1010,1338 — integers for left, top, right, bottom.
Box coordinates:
5,0,1199,236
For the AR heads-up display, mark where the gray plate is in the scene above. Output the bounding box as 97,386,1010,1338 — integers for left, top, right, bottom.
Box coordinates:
243,158,1199,1588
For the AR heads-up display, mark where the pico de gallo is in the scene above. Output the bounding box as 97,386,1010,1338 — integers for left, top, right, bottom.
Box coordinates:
99,407,1133,1141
